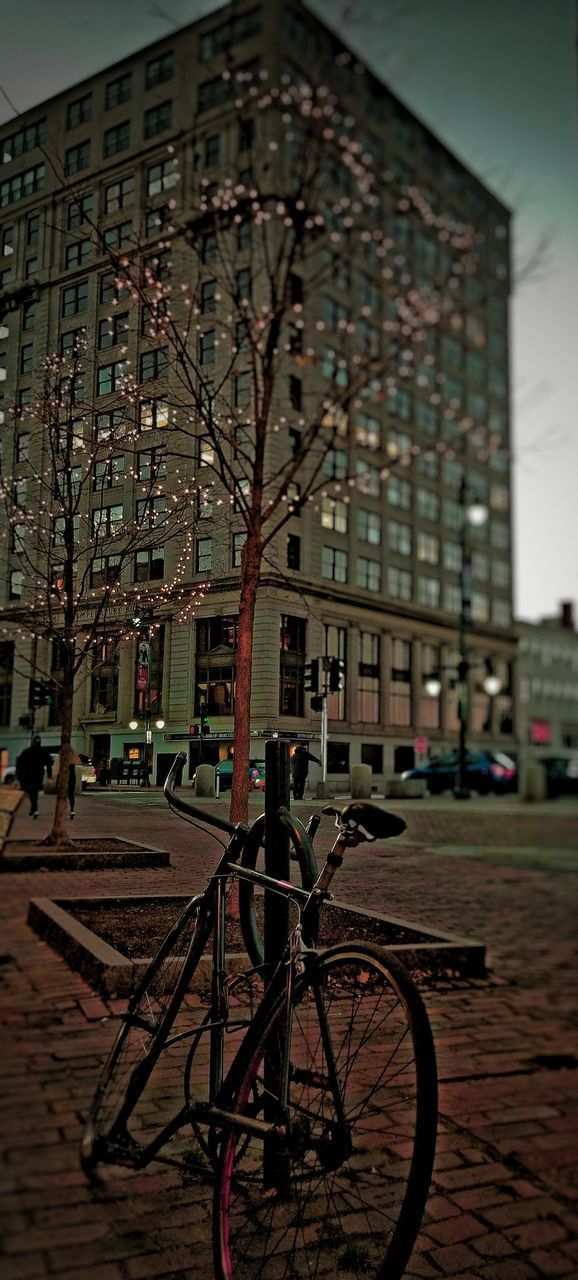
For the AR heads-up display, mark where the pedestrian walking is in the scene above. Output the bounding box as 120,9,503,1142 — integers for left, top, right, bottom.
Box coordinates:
58,746,82,819
15,735,52,818
290,744,320,800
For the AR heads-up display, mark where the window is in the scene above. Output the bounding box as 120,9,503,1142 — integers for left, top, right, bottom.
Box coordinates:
147,157,178,196
358,631,380,724
390,637,411,726
26,214,39,246
199,75,233,114
417,532,439,564
356,557,381,592
444,541,462,572
416,401,438,437
67,94,92,129
321,496,348,534
95,408,127,441
65,142,90,175
472,592,489,623
140,348,168,382
287,534,300,570
417,575,440,608
195,616,238,716
0,163,45,207
139,397,169,431
91,554,121,588
16,433,30,462
472,550,489,581
65,238,91,269
237,219,251,252
104,121,130,158
9,570,23,600
98,312,129,350
491,521,510,550
61,280,88,316
104,174,135,212
492,559,510,588
90,637,119,713
356,459,380,497
136,494,167,527
355,413,381,450
388,475,411,509
196,537,212,574
388,566,412,601
490,483,509,512
201,278,217,313
201,231,217,263
22,301,36,330
357,508,381,545
146,51,174,89
231,531,246,568
144,101,172,138
93,455,125,490
200,7,262,59
388,386,413,421
492,599,511,627
20,343,33,374
103,220,133,251
137,447,166,483
416,488,439,522
97,360,128,396
205,133,220,167
443,499,462,531
25,256,38,279
278,614,306,715
388,519,412,556
322,546,348,583
199,330,215,365
106,73,132,110
67,192,93,228
134,547,164,582
444,583,461,614
99,269,127,304
234,370,251,406
322,448,347,481
1,119,46,161
92,504,124,537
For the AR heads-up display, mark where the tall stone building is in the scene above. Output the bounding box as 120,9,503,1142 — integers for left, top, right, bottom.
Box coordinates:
0,0,515,787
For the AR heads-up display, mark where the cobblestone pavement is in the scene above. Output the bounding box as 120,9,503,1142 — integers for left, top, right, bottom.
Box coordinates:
1,791,577,1279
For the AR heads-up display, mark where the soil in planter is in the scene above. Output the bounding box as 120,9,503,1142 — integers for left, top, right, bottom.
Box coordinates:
7,837,147,853
69,895,434,959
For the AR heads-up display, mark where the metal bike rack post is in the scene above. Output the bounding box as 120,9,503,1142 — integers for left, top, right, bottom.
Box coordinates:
264,737,291,975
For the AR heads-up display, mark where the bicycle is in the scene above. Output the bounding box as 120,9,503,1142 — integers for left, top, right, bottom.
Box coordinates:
81,752,438,1280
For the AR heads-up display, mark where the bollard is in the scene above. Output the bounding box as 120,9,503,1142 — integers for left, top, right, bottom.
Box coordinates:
193,763,216,797
351,763,372,798
520,762,547,803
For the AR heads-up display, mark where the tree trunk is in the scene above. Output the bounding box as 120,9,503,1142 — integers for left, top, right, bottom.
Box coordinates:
229,528,262,828
43,650,75,849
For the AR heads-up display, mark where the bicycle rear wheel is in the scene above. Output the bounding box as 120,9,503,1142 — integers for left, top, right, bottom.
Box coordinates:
81,895,206,1173
214,943,437,1280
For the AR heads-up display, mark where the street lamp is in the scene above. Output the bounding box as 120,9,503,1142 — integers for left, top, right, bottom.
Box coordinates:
423,479,502,799
129,719,138,731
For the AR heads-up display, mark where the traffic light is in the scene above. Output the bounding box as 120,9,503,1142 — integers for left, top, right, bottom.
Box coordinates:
200,712,211,735
304,659,319,693
310,695,324,712
329,658,345,693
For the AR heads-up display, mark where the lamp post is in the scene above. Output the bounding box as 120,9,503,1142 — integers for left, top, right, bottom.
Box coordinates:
424,480,501,799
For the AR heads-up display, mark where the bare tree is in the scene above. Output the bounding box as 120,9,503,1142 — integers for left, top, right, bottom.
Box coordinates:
0,336,203,845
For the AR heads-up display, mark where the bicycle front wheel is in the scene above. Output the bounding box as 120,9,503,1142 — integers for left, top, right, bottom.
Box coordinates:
81,895,206,1173
214,943,437,1280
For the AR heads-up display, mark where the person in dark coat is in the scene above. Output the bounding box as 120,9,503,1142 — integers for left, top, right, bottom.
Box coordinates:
291,745,320,800
16,735,52,818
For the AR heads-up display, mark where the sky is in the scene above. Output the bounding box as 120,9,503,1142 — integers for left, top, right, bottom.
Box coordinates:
0,0,576,624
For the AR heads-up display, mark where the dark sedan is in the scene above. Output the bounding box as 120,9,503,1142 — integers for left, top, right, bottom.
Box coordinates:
402,750,517,795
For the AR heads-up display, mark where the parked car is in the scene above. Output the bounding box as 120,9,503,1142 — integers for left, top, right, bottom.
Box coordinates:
542,756,578,798
402,750,517,795
2,751,97,791
215,759,266,792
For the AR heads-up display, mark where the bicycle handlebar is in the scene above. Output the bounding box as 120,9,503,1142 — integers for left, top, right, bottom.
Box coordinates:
163,752,238,836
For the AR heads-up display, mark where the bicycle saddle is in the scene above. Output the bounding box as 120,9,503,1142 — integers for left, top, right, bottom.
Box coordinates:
322,801,406,841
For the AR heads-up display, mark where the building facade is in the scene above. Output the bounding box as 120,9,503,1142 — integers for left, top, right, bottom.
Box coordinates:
517,602,578,768
0,0,515,788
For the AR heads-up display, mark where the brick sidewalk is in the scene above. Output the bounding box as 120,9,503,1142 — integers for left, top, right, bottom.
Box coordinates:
1,793,577,1278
